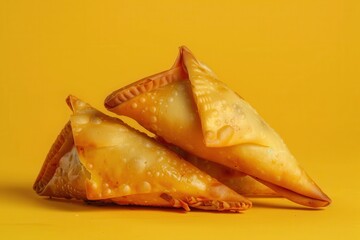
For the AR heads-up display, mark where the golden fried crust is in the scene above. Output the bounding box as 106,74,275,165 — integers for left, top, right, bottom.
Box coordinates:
155,137,278,197
105,46,331,207
33,96,252,212
33,121,75,195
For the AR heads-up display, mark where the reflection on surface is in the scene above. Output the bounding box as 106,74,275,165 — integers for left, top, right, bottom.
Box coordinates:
0,181,91,212
0,182,324,212
0,182,185,213
250,198,323,211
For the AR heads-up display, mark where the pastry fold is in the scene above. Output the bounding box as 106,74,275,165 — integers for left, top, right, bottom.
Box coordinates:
33,96,252,212
155,137,278,197
105,46,331,207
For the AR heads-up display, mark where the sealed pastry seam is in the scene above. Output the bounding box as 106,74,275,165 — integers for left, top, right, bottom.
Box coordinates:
33,121,75,196
155,136,278,197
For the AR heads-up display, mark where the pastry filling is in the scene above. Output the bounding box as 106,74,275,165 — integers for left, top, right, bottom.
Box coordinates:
43,146,89,199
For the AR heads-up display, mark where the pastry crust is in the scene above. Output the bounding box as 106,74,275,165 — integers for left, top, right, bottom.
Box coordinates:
33,96,252,212
155,137,278,197
105,46,331,207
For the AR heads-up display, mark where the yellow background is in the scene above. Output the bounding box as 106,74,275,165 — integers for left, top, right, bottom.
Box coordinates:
1,0,359,239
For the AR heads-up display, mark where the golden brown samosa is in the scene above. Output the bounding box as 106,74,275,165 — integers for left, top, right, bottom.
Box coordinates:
105,46,331,207
33,96,252,212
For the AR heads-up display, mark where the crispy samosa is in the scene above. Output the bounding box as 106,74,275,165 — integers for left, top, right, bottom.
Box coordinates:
33,96,252,212
105,46,331,207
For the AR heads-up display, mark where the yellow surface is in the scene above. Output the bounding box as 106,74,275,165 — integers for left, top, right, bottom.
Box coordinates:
1,0,359,239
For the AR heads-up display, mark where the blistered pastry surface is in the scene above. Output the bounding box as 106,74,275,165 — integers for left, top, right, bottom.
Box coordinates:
67,96,251,211
106,47,330,207
116,80,328,203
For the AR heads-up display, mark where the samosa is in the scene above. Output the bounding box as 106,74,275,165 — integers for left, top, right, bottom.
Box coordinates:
33,96,252,212
105,46,331,207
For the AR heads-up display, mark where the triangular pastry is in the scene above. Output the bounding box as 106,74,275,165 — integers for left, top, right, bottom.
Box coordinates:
105,46,331,207
33,96,251,212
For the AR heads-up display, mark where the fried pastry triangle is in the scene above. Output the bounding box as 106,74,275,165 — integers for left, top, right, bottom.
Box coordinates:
33,96,251,212
105,46,331,207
